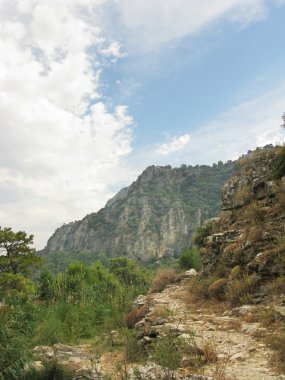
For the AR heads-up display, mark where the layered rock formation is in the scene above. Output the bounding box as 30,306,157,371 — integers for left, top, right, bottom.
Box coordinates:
199,145,285,280
41,162,235,264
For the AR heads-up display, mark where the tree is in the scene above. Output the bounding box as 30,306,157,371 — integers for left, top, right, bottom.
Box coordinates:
109,257,149,288
0,227,41,275
179,247,201,270
281,112,285,129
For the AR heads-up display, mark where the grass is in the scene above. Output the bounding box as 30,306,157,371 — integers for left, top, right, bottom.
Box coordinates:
244,201,264,226
150,268,178,293
266,329,285,374
268,276,285,295
226,273,260,306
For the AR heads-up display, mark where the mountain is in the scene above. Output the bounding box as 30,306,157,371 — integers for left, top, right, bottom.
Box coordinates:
40,161,236,268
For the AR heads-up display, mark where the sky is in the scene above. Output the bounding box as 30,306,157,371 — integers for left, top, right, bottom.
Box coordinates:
0,0,285,249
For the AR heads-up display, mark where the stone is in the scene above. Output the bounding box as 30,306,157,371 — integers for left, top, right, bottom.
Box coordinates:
230,352,247,361
184,268,198,277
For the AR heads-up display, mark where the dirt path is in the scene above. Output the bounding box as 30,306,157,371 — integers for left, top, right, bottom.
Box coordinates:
138,278,285,380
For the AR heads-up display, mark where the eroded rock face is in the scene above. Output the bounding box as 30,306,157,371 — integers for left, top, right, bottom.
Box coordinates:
40,162,236,264
200,146,285,280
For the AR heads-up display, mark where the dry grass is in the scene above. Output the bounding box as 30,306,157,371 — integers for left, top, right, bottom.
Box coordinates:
233,185,252,205
188,276,216,300
244,201,265,226
266,332,285,374
124,306,148,329
211,352,234,380
247,226,263,244
149,305,172,319
276,186,285,209
268,276,285,295
257,308,285,328
202,341,218,363
208,279,227,301
150,268,178,293
226,273,260,306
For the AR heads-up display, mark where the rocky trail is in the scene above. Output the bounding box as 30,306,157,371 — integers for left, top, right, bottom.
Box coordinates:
131,275,285,380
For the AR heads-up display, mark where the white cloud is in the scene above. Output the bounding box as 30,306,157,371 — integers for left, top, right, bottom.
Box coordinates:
156,134,191,155
0,0,134,249
112,0,281,52
100,41,125,60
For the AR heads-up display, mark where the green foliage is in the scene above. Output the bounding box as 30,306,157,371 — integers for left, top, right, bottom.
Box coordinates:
192,223,213,247
150,330,205,374
226,273,260,306
38,268,55,301
0,298,37,380
109,257,149,289
179,247,201,270
274,146,285,179
0,273,36,299
0,226,41,276
22,361,73,380
34,258,151,344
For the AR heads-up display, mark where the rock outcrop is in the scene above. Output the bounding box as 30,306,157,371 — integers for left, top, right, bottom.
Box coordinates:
199,146,285,281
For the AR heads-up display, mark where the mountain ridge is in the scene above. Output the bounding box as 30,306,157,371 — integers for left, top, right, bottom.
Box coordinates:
40,160,236,268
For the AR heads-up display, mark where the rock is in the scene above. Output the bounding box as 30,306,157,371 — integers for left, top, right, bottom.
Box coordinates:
230,352,248,361
133,295,147,308
73,366,101,379
184,268,198,277
241,323,262,335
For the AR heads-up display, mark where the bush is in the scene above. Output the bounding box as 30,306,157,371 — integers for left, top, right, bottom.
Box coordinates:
150,268,178,293
192,223,213,247
189,276,217,300
124,331,147,363
226,273,260,306
124,306,148,329
244,201,264,225
208,279,227,301
268,276,285,295
179,248,201,271
266,331,285,373
22,361,73,380
273,146,285,179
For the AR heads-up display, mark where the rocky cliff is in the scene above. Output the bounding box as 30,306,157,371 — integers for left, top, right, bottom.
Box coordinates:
41,162,235,264
199,145,285,281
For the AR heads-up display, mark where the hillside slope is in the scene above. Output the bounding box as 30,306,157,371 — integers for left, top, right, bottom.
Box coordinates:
41,162,235,265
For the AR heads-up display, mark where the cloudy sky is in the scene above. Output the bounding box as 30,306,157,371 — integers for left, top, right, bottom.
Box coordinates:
0,0,285,248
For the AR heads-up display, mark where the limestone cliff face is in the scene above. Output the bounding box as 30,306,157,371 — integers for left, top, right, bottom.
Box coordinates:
200,145,285,279
42,162,235,262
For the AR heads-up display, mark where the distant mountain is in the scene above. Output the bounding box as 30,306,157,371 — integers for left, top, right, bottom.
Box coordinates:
40,161,236,270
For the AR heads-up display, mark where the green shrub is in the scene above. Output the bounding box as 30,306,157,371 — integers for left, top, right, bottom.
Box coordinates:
179,248,201,271
124,331,147,363
22,361,73,380
189,276,218,300
193,223,213,247
274,146,285,179
150,330,206,373
266,330,285,373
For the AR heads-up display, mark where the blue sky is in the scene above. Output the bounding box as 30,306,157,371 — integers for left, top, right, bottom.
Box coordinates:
0,0,285,248
102,1,285,156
